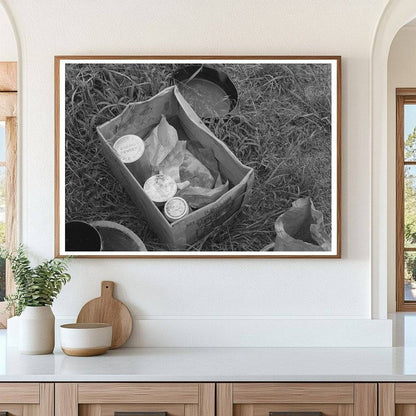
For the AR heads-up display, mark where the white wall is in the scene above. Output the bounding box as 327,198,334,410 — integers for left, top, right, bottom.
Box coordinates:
387,25,416,312
0,4,16,61
0,0,393,346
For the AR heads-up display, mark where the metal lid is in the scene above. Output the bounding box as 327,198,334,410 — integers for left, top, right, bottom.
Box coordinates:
114,134,145,164
143,174,177,204
164,197,189,222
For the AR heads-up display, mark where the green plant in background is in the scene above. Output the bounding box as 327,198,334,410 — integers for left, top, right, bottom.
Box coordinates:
1,245,71,316
405,253,416,282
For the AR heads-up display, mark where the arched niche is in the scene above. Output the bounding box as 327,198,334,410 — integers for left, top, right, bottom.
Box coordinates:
371,0,416,319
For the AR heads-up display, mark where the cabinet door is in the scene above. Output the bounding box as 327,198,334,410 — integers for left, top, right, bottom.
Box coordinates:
379,383,416,416
56,383,215,416
0,383,53,416
217,383,377,416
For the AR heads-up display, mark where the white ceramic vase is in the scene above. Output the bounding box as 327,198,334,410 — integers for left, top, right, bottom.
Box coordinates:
19,306,55,354
6,315,20,347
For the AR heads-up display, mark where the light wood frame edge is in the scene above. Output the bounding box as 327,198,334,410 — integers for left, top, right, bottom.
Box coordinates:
379,383,395,416
353,384,377,416
200,383,215,416
54,56,61,259
0,61,18,328
397,93,405,311
0,116,17,328
218,383,375,411
54,55,342,259
0,62,17,92
396,88,416,311
232,382,354,404
39,383,55,416
55,383,77,416
217,383,233,416
55,382,214,416
51,382,382,416
0,92,17,120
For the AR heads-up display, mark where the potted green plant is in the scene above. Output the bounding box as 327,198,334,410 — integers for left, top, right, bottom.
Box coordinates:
2,245,71,354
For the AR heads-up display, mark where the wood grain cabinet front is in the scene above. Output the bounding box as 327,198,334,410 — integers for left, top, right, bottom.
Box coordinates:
217,383,377,416
0,381,384,416
379,383,416,416
0,383,53,416
55,383,215,416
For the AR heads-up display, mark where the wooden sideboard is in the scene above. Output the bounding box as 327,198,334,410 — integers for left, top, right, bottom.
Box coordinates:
0,383,53,415
55,383,214,416
217,383,376,416
0,382,413,416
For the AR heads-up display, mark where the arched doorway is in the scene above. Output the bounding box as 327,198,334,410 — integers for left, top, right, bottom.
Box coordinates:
371,1,416,319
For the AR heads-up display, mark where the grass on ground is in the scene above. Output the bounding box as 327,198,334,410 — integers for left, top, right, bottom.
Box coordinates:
65,62,332,251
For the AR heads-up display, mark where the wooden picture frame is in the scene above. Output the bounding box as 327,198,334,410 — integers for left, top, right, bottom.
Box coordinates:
55,56,341,258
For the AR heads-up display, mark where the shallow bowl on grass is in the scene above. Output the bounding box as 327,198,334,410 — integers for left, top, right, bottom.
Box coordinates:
172,65,238,120
60,323,112,357
90,220,147,251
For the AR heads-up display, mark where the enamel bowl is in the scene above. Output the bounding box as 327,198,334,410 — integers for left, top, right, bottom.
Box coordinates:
60,323,112,357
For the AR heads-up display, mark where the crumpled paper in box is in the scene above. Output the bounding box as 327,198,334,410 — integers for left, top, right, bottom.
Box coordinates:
143,115,229,209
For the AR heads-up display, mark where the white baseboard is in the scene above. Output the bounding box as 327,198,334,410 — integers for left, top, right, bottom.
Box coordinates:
56,317,392,347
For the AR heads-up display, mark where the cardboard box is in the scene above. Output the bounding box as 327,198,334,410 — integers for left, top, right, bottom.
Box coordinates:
97,86,254,250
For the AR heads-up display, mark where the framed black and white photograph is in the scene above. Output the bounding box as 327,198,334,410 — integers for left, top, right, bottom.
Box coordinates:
55,56,341,258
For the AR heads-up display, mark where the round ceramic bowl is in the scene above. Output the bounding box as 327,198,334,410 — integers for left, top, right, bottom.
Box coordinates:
60,323,112,357
90,220,147,251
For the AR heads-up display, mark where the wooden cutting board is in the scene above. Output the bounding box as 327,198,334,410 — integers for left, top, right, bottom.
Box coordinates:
76,281,133,349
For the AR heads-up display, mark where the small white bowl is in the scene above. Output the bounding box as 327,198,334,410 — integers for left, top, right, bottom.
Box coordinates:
60,323,112,357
